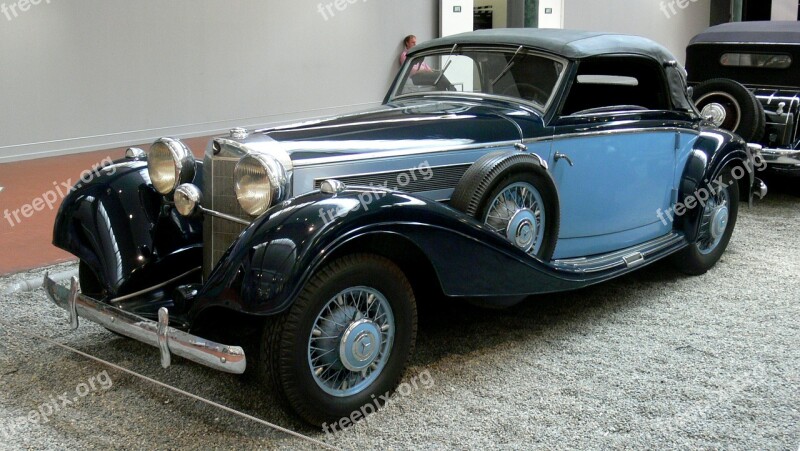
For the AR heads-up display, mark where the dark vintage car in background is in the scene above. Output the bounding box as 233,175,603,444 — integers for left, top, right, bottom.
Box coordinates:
44,29,766,426
686,21,800,175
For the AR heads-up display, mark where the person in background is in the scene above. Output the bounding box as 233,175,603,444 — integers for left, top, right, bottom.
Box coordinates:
399,35,417,65
400,34,432,73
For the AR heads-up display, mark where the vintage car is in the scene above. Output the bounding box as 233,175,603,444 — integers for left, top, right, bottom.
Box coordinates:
686,21,800,174
44,29,767,426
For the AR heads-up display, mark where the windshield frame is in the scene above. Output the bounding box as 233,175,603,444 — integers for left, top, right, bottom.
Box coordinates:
388,45,570,113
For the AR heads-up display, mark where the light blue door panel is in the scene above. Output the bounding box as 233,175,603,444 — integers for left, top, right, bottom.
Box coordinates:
550,131,676,259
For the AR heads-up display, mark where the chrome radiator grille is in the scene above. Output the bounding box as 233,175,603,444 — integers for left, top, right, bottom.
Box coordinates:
312,164,470,193
203,155,251,277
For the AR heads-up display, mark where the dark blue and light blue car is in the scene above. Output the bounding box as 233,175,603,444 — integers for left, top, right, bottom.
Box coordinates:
44,28,767,425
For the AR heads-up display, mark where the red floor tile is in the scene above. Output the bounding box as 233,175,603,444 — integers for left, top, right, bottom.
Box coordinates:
0,136,211,275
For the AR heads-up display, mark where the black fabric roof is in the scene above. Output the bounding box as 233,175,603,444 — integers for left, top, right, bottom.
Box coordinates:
409,28,678,62
689,21,800,45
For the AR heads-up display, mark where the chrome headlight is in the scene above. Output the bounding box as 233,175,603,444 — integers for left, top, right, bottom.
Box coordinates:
234,153,287,216
174,183,202,217
147,138,195,195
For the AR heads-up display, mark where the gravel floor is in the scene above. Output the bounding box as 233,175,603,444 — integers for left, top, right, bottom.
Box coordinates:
0,179,798,450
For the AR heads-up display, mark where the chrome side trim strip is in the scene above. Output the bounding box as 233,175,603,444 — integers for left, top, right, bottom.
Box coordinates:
293,140,522,167
43,274,247,374
553,232,685,274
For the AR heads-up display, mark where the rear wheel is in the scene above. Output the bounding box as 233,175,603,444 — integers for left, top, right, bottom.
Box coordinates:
260,254,417,426
671,171,740,275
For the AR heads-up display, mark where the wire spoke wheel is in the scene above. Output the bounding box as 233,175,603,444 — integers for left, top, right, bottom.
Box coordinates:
484,181,546,255
696,184,731,255
307,286,396,397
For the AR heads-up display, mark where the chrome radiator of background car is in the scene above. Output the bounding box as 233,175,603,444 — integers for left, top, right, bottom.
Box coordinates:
755,90,800,149
202,153,250,278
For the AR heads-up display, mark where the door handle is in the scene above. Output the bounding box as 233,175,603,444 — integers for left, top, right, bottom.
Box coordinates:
554,152,574,167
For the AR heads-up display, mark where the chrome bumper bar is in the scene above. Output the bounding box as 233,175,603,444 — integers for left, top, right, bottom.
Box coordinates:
43,274,246,374
760,147,800,167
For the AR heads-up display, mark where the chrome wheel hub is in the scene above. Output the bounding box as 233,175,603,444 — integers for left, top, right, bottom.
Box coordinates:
484,181,546,256
339,319,381,371
308,287,395,397
698,185,731,255
710,205,729,240
506,209,538,252
701,103,727,127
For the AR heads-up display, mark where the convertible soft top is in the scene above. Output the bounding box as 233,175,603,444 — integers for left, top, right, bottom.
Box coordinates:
689,21,800,46
410,28,678,62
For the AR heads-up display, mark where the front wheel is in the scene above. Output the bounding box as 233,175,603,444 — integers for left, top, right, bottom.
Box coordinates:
260,254,417,426
671,172,740,275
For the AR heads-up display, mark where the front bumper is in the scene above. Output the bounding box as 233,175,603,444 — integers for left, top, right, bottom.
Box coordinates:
43,274,246,374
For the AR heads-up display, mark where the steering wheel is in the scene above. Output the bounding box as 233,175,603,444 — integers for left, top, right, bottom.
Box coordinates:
502,83,549,105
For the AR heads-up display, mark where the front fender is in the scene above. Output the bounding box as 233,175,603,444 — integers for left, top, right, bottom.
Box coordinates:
192,189,595,320
53,159,203,298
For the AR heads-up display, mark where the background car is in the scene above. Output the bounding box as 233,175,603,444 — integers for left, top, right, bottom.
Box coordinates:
686,21,800,175
45,28,765,426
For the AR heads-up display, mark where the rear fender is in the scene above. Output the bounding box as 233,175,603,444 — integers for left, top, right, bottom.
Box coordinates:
676,128,761,241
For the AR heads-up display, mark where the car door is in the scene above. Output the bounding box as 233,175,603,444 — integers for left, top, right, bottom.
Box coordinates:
547,57,681,260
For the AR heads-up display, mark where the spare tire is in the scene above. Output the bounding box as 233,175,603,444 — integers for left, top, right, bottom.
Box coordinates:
693,78,765,142
450,151,560,261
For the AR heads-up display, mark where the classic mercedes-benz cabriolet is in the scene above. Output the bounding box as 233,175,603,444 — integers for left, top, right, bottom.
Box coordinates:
44,29,767,426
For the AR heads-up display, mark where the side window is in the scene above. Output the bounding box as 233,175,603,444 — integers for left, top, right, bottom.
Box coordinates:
561,56,672,116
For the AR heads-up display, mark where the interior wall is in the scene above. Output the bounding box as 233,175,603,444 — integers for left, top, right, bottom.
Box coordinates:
0,0,438,162
564,0,712,63
771,0,798,19
539,0,565,28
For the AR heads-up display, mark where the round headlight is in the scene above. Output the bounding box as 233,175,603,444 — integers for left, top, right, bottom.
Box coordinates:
234,153,287,216
147,138,195,195
174,184,202,217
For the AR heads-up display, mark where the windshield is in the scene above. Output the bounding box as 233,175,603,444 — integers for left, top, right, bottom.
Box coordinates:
392,47,566,109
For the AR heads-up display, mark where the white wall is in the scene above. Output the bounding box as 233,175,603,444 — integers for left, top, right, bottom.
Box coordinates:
440,0,475,36
564,0,712,63
539,0,565,28
0,0,438,162
771,0,798,20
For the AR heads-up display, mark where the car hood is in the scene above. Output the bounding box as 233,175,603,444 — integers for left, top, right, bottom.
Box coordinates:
246,99,544,162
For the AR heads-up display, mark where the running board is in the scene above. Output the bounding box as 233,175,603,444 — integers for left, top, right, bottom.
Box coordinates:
552,232,686,274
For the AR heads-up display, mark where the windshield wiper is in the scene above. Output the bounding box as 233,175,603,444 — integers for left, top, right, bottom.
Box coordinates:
434,44,458,86
491,45,524,86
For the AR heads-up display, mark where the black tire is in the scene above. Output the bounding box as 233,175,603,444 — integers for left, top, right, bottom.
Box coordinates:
693,78,765,142
671,170,740,275
450,151,560,262
260,254,417,426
